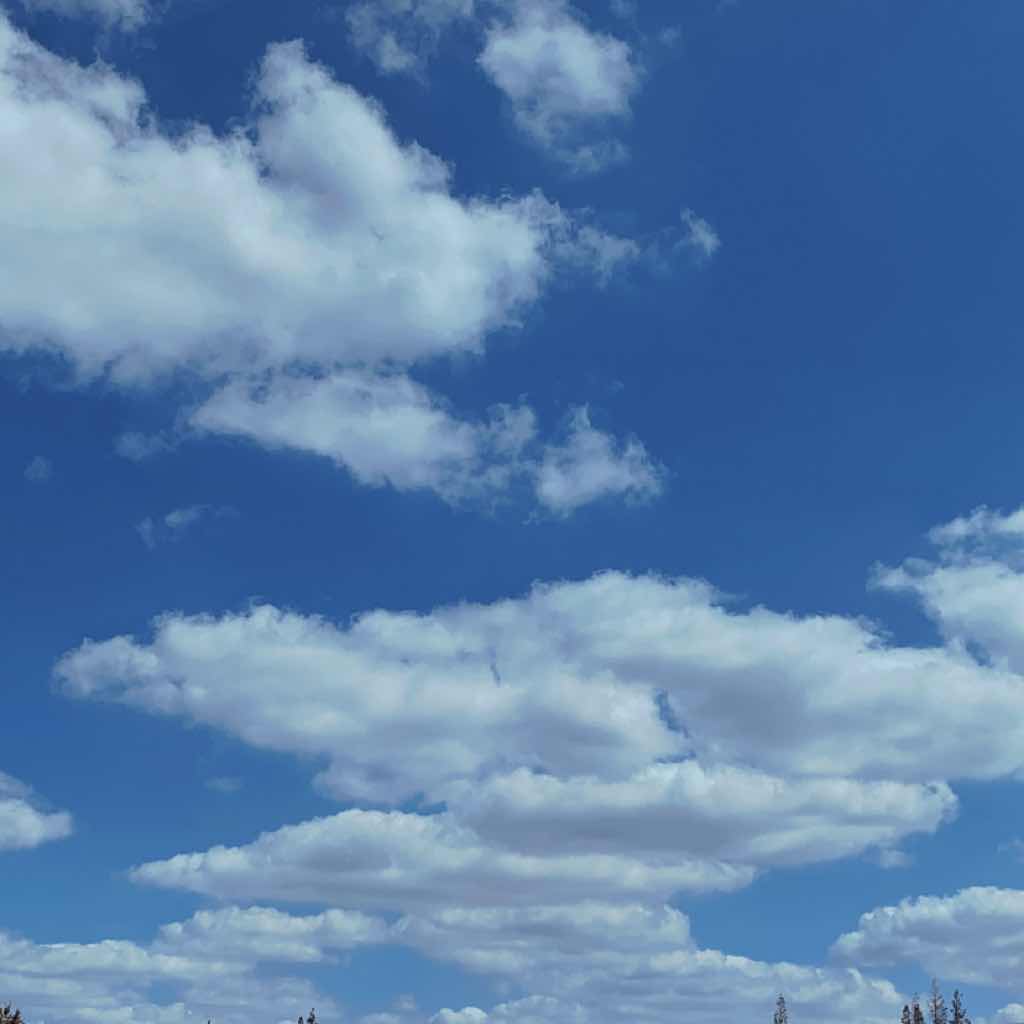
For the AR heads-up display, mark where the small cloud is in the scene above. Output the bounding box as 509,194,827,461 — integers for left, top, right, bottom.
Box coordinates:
533,406,664,516
24,455,53,483
478,0,641,174
679,208,721,260
136,505,235,549
205,777,243,795
870,848,912,869
998,838,1024,860
136,517,157,550
115,430,177,461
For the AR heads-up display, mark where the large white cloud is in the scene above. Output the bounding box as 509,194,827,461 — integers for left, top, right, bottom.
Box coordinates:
0,905,387,1024
129,809,752,909
4,900,903,1024
0,20,559,378
59,568,1024,795
445,763,956,867
57,600,679,804
479,0,639,172
0,13,665,512
0,772,72,851
832,887,1024,989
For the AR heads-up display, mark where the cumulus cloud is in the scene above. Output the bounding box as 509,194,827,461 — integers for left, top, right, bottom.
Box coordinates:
0,14,663,514
429,963,900,1024
0,905,386,1024
192,374,657,509
0,22,559,378
130,809,751,909
994,1005,1024,1024
444,763,955,868
191,371,537,501
58,521,1014,897
831,887,1024,989
535,407,663,514
875,504,1024,672
57,599,681,804
479,0,640,172
17,0,149,29
346,0,475,74
58,568,1024,797
4,899,902,1024
0,772,72,851
23,455,52,483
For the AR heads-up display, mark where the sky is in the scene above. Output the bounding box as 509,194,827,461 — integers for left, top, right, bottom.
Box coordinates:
4,1,1024,1023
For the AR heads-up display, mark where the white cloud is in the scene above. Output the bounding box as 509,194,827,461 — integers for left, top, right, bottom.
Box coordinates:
535,407,663,514
430,962,900,1024
23,455,52,482
59,565,1024,788
191,371,537,501
192,373,659,509
115,431,178,461
679,208,721,259
479,0,639,172
346,0,475,74
3,900,903,1024
0,15,663,514
56,548,1024,869
875,505,1024,673
0,21,562,378
831,887,1024,989
444,763,955,868
0,905,386,1024
994,1005,1024,1024
56,599,681,804
17,0,149,29
136,504,233,549
130,809,751,909
0,772,72,851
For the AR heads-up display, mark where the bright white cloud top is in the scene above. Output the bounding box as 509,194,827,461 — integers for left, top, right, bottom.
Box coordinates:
479,0,639,172
0,10,670,513
832,887,1024,990
0,772,72,851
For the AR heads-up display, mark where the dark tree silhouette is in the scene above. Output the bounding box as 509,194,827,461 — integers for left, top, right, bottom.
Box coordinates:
913,995,926,1024
773,995,788,1024
950,990,971,1024
0,1006,23,1024
902,1005,913,1024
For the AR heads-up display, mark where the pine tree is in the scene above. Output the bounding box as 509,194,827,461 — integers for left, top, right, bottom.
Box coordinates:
950,990,970,1024
912,995,926,1024
0,1006,23,1024
929,980,948,1024
773,995,788,1024
901,1005,913,1024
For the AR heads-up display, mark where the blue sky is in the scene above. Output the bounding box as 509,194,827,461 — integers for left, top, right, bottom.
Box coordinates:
4,1,1024,1023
